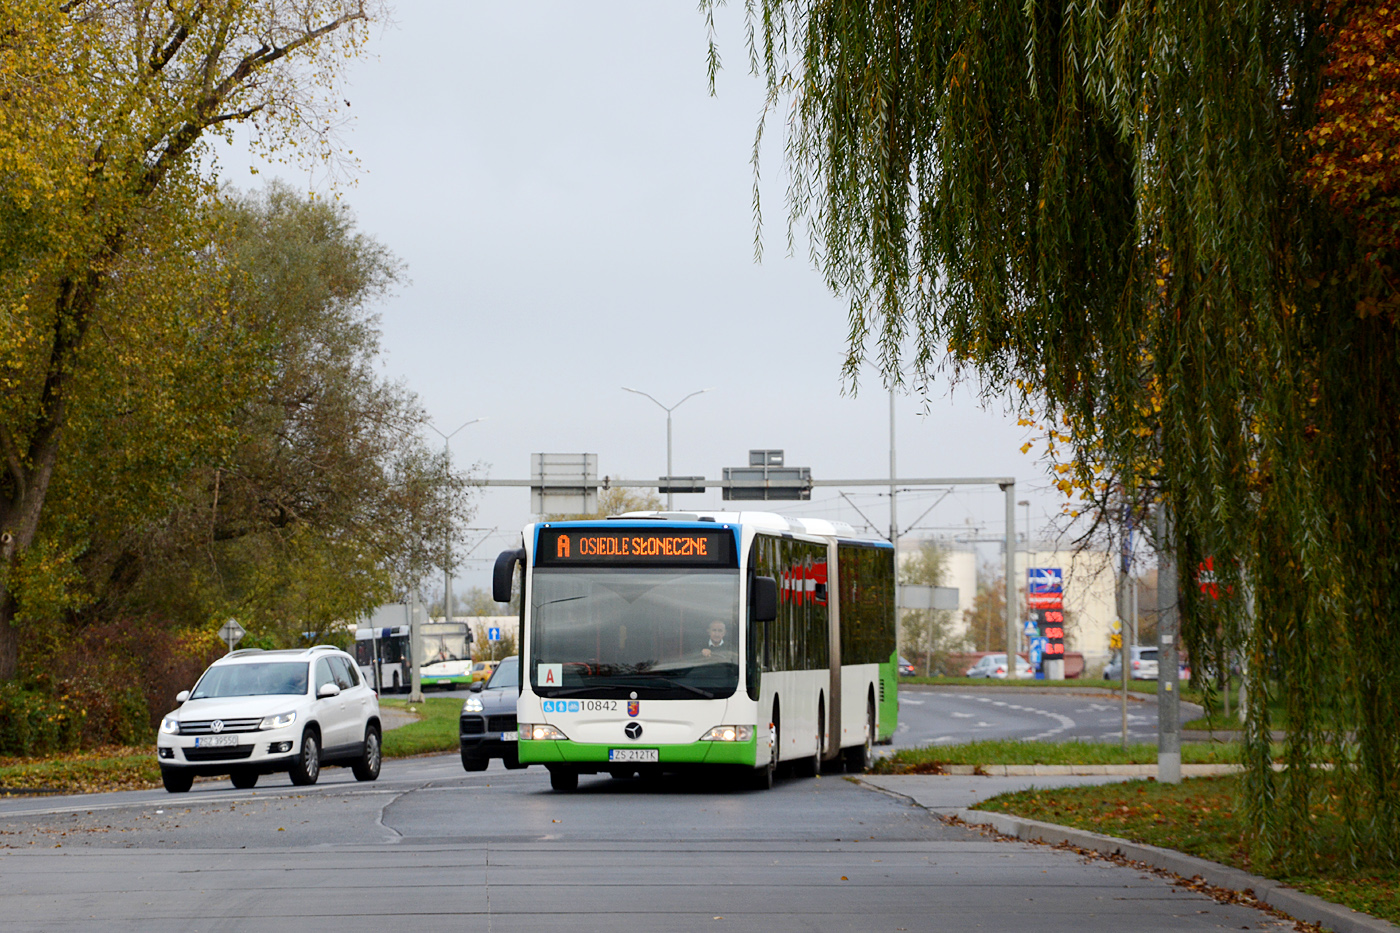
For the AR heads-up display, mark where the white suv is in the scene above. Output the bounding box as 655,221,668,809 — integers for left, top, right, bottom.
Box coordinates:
156,645,381,793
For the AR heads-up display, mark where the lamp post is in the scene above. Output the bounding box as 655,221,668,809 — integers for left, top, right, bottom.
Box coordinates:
621,387,712,509
414,417,484,703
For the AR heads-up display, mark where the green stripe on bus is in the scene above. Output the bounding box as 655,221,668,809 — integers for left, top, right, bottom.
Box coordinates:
518,735,758,767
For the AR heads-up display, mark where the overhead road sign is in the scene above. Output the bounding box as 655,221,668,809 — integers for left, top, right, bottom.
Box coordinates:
529,453,598,515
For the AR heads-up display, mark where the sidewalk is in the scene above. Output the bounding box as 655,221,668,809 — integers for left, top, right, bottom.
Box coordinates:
379,705,420,731
858,773,1396,933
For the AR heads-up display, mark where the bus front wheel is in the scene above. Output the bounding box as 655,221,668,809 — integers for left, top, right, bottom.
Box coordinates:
548,765,578,792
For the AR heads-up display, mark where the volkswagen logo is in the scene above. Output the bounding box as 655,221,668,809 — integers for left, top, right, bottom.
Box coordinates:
211,720,224,733
624,722,643,740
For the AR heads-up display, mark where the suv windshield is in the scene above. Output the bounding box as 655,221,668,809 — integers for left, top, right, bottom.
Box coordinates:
531,568,740,699
192,662,309,698
485,656,518,689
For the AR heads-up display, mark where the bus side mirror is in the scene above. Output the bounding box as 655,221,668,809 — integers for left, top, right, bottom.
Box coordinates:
751,576,778,622
493,548,524,603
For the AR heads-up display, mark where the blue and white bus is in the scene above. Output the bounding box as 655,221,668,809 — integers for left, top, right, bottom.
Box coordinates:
491,511,897,791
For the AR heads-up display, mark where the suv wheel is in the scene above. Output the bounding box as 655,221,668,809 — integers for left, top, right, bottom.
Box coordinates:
461,749,488,772
161,767,194,793
230,768,259,789
351,725,381,781
289,729,321,785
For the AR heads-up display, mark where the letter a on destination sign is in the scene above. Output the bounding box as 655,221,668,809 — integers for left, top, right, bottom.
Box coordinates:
557,535,570,557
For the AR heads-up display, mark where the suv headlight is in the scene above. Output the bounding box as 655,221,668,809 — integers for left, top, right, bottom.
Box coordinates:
700,725,755,742
519,723,569,741
259,711,297,730
160,716,181,735
464,696,484,712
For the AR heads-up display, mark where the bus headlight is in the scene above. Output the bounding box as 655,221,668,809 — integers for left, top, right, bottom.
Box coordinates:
160,717,181,735
259,711,297,730
699,725,754,742
520,723,569,741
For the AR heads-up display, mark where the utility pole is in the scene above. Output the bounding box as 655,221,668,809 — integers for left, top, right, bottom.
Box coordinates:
1157,503,1181,783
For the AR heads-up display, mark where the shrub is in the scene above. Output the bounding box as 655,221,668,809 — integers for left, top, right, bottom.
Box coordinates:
0,684,85,756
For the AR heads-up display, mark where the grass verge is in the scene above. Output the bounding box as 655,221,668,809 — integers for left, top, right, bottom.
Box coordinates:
974,775,1400,926
0,696,465,796
872,738,1249,773
379,696,461,758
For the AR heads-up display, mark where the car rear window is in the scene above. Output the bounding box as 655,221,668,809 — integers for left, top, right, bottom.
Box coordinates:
1139,649,1159,661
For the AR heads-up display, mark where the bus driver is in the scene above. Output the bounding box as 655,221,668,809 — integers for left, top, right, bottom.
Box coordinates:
700,620,734,663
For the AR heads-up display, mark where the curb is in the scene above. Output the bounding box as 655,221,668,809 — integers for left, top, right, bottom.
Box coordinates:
931,763,1244,776
952,807,1396,933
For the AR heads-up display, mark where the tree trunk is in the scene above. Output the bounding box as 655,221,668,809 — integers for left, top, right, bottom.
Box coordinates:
0,273,95,680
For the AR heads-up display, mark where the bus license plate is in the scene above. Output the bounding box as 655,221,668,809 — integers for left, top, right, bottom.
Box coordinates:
609,748,658,763
500,731,518,742
194,735,237,748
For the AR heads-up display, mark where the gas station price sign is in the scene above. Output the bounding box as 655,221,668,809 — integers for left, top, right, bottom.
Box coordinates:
536,527,737,568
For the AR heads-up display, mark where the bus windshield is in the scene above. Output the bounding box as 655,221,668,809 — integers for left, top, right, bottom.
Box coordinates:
531,568,739,699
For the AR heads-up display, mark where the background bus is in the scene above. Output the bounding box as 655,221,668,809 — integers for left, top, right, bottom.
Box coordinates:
418,621,473,689
494,511,896,792
355,625,410,693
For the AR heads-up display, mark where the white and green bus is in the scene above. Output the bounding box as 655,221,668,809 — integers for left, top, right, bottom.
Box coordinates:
491,511,896,791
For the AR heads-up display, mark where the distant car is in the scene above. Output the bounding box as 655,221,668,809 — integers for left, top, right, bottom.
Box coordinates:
459,656,528,772
156,646,381,793
898,656,916,677
964,653,1034,679
471,660,500,683
1104,646,1159,681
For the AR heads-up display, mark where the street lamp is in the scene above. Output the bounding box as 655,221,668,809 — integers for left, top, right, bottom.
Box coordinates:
621,386,713,509
1018,500,1031,549
413,417,484,703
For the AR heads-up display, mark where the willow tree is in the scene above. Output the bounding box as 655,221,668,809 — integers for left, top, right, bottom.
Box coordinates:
712,0,1400,869
0,0,379,680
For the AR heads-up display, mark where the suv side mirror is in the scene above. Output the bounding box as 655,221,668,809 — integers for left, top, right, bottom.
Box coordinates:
317,683,341,699
469,680,484,693
175,690,190,704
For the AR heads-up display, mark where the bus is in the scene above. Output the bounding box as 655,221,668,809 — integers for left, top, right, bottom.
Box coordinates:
491,511,896,792
354,625,410,693
418,621,474,689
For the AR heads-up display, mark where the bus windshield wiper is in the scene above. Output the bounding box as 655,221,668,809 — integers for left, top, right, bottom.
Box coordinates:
616,677,714,699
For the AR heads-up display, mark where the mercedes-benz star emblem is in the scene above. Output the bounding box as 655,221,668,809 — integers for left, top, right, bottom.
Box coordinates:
211,720,224,733
624,722,643,740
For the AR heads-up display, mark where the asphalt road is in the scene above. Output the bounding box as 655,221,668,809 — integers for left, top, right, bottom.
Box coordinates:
893,683,1172,748
0,687,1256,932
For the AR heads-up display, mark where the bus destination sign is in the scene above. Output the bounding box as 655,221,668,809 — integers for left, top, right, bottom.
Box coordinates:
536,528,735,567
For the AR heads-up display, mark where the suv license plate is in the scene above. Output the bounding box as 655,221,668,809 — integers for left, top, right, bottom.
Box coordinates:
609,748,659,763
194,735,237,748
500,731,518,742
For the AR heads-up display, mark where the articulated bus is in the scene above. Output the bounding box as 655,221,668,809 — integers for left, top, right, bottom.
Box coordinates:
491,511,896,791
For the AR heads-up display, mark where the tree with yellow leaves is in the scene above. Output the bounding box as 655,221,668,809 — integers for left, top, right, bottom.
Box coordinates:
0,0,381,680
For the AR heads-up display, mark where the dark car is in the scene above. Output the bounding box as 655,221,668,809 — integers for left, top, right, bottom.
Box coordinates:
459,655,528,772
898,656,916,677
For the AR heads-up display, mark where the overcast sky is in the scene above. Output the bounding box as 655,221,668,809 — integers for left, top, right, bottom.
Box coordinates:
219,3,1072,595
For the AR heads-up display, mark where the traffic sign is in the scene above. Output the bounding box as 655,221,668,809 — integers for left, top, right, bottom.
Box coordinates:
1023,619,1039,637
488,627,501,643
218,618,245,651
1109,633,1123,649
